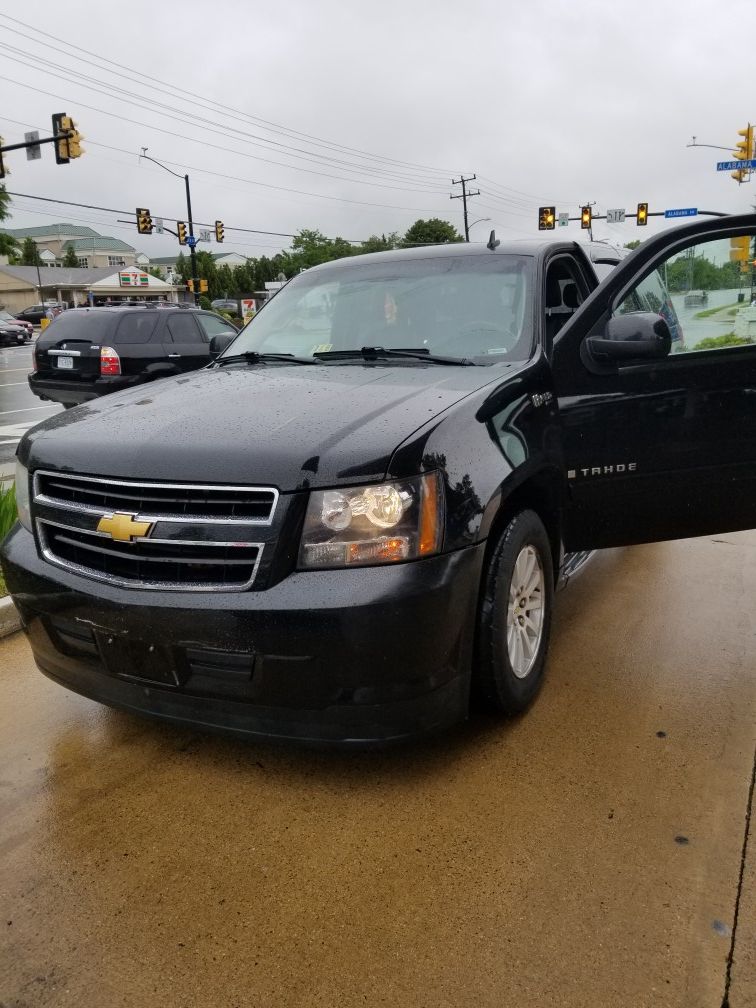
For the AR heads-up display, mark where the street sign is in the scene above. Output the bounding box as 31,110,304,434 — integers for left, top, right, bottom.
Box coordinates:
198,229,212,242
664,208,698,219
558,212,569,227
606,208,626,223
154,218,164,235
24,131,41,160
185,235,197,248
717,159,756,171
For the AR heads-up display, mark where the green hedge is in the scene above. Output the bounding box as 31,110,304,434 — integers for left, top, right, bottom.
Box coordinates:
0,480,16,597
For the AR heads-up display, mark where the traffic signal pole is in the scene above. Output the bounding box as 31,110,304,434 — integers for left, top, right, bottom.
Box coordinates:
184,172,199,306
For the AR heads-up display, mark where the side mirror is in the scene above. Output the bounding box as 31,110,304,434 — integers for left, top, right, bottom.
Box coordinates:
209,333,235,357
586,312,671,362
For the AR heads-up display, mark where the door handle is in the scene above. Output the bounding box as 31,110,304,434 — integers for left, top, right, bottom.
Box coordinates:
167,353,181,358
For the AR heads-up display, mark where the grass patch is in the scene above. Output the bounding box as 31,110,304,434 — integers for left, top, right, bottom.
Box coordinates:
0,481,17,597
693,301,742,319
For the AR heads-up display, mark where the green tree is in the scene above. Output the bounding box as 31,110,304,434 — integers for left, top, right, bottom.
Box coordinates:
147,265,164,280
20,237,41,266
402,218,462,247
359,233,401,254
62,245,79,268
0,186,17,259
175,252,190,282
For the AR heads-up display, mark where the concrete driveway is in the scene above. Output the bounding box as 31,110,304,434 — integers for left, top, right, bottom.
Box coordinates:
1,532,754,1007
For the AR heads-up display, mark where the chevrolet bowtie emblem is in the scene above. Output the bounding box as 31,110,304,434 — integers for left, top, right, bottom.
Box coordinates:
96,512,153,542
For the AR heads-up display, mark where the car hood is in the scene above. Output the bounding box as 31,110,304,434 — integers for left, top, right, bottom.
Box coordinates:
21,362,519,489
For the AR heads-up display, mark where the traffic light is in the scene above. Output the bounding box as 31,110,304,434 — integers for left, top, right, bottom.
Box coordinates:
0,139,6,180
136,208,153,235
52,112,72,164
199,279,208,293
66,119,84,159
636,202,648,226
214,220,224,243
177,222,188,245
580,206,591,229
729,236,750,261
186,279,194,292
538,206,556,230
731,124,753,183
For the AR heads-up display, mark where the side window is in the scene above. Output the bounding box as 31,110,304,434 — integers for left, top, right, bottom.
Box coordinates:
196,314,236,340
545,256,588,345
615,233,756,355
166,314,204,343
114,313,159,344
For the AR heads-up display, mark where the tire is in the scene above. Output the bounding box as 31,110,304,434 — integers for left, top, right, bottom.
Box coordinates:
475,509,554,714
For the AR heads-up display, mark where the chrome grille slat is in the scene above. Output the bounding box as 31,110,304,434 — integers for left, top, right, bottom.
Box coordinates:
33,471,277,592
37,472,277,522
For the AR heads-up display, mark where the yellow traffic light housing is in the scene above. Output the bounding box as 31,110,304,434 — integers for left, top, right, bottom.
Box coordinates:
177,222,188,245
199,279,209,293
580,206,591,229
186,279,195,292
636,202,648,226
52,112,73,164
214,220,224,243
66,120,84,159
136,208,153,235
729,236,750,261
538,206,555,230
731,124,753,183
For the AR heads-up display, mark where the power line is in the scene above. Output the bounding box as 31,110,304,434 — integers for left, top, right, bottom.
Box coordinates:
0,74,451,197
3,190,385,244
0,12,460,178
0,44,452,191
0,117,445,215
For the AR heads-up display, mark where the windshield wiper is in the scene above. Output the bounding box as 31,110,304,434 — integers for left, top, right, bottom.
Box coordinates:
314,346,479,366
215,351,318,367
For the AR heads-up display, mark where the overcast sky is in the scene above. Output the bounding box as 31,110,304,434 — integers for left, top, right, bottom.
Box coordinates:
2,0,755,259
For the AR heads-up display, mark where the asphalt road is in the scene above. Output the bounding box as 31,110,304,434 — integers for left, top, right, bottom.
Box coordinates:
0,340,64,470
1,532,754,1007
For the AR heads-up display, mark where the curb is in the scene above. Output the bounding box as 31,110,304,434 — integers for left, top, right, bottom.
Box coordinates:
0,594,21,638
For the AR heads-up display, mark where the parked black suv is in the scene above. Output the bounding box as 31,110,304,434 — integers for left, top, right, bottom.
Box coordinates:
28,307,239,406
3,215,755,745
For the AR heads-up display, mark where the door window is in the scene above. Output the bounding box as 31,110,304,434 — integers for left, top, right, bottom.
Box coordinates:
196,314,236,340
115,313,159,343
615,234,756,354
166,314,204,343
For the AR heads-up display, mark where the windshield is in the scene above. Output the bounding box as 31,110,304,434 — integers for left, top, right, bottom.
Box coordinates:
221,254,534,363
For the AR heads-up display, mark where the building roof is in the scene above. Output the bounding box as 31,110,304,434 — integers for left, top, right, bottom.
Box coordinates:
62,237,136,253
6,224,101,239
0,265,117,287
148,255,180,266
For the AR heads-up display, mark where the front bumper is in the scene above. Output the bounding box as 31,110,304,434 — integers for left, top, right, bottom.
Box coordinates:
28,373,140,405
1,526,485,745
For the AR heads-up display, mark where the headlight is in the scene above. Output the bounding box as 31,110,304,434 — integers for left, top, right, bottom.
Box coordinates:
298,472,444,569
14,459,32,532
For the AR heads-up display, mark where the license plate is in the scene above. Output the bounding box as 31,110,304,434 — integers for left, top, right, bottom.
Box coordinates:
57,356,74,369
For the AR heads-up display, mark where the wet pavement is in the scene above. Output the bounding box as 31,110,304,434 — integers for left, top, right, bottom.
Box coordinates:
1,532,754,1007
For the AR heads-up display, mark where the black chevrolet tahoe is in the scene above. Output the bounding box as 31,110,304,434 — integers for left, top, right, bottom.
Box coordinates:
2,214,755,744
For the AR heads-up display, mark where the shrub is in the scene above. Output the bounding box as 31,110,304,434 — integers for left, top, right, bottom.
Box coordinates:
0,480,17,542
693,333,753,351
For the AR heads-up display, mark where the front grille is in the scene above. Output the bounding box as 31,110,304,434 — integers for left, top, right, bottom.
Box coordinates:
36,471,277,522
33,471,276,591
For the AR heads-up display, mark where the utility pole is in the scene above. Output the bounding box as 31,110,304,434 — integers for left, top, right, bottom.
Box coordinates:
139,150,200,306
450,175,480,241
